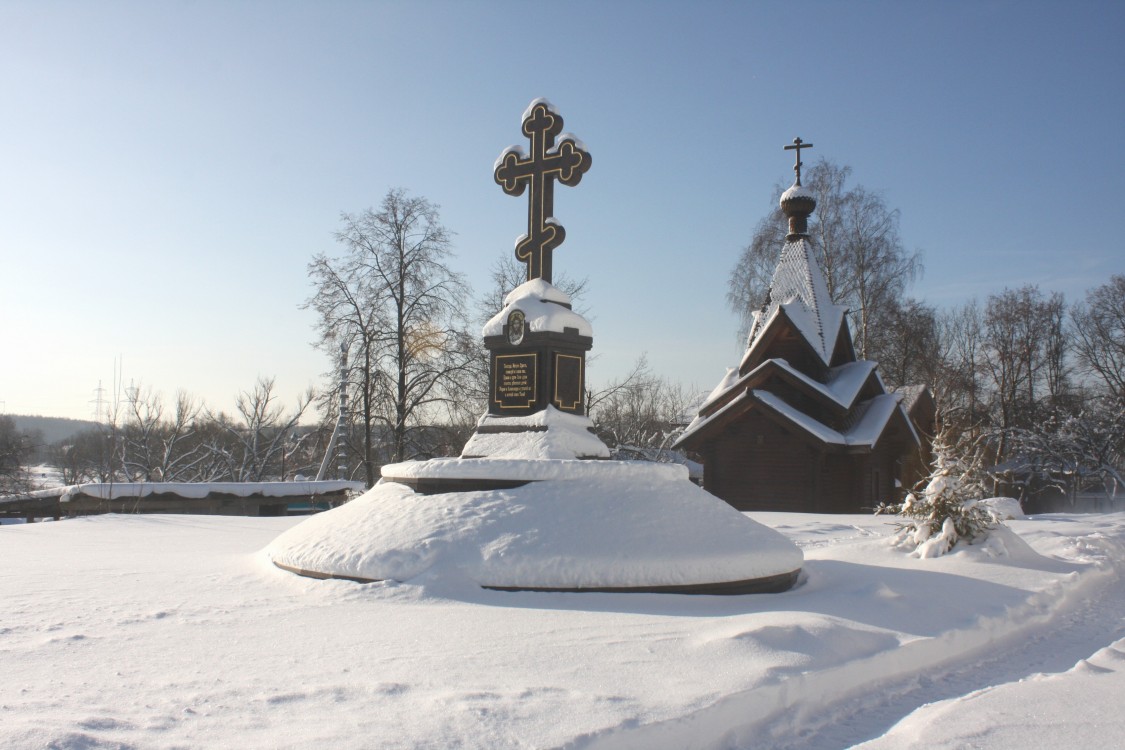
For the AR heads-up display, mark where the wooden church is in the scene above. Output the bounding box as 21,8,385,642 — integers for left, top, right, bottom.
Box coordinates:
674,140,925,513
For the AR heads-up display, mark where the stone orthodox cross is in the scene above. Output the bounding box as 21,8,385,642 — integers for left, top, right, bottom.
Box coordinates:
784,137,813,186
494,100,592,283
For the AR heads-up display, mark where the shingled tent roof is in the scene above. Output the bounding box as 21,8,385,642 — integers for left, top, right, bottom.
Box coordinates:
742,235,851,372
675,175,916,456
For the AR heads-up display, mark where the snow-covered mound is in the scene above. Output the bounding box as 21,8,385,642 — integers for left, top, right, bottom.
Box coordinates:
267,463,803,592
977,496,1025,520
461,406,610,459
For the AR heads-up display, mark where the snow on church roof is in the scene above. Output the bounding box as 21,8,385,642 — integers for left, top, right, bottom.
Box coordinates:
676,388,755,445
694,359,877,421
781,184,816,202
745,237,848,366
775,359,877,408
676,383,916,452
752,390,909,448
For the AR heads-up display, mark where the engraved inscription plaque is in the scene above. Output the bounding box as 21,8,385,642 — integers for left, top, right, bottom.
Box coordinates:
494,353,538,409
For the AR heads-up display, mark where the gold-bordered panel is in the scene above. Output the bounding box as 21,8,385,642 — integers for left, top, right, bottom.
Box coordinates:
493,352,538,409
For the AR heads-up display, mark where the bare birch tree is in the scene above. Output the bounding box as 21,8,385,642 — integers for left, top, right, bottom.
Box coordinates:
936,299,988,436
306,189,475,477
1071,274,1125,400
727,158,922,356
981,285,1072,462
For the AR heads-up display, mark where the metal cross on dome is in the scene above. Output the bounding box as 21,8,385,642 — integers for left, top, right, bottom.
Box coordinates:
784,137,813,186
494,100,592,283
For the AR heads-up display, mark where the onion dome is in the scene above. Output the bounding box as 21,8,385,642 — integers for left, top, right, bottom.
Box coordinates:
781,137,816,240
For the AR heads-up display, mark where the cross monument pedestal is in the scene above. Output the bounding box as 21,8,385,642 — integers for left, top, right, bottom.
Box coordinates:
459,98,606,460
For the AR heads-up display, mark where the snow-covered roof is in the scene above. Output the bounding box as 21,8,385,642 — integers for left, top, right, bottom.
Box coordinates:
676,380,917,451
740,304,783,370
829,360,880,398
753,390,913,448
781,184,816,202
693,358,878,423
483,279,592,338
701,367,739,405
674,389,756,447
893,383,931,414
752,389,843,444
744,237,848,366
775,359,877,409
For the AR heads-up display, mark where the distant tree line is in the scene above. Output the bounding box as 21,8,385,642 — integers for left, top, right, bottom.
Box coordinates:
14,377,321,488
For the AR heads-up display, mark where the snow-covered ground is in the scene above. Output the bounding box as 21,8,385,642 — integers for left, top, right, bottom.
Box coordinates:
2,508,1123,749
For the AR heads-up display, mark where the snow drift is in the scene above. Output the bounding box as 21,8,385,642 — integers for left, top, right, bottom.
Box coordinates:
266,466,803,591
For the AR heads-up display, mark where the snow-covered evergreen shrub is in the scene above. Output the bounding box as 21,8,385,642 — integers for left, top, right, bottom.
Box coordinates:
876,427,1000,558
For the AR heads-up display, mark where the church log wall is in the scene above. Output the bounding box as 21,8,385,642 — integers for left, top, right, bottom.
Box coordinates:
705,416,815,512
701,415,907,514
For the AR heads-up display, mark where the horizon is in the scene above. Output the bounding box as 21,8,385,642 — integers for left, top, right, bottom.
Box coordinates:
3,1,1122,421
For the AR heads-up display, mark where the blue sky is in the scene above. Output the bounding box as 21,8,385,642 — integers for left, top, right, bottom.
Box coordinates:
2,0,1122,421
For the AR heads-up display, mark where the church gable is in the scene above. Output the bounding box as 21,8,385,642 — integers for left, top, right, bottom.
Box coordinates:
828,316,857,367
740,305,835,380
685,357,876,446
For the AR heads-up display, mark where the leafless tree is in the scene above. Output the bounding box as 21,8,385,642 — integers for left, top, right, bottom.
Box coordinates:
54,427,118,485
118,387,208,482
1070,274,1125,400
163,392,210,480
206,376,315,482
979,285,1074,465
866,297,941,390
585,355,654,418
727,158,922,357
1042,292,1071,405
1005,397,1125,505
935,300,988,436
0,415,32,494
475,253,589,327
306,189,475,478
586,355,695,461
305,251,384,484
119,385,164,481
